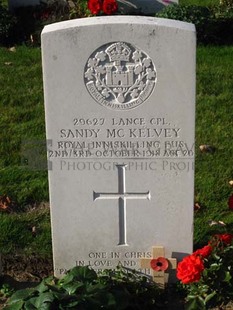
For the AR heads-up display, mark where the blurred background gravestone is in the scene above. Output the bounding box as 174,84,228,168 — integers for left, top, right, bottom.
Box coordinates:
118,0,178,14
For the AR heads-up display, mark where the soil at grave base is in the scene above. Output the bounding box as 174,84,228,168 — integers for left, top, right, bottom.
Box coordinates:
1,253,53,286
0,254,53,309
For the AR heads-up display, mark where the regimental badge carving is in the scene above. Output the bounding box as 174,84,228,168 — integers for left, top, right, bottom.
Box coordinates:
84,42,157,110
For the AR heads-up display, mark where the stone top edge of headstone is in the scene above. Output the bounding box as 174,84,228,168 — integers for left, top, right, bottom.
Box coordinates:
42,16,195,36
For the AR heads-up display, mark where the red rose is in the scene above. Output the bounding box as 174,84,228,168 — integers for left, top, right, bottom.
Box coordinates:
177,254,204,284
217,233,233,245
88,0,103,15
193,245,212,258
102,0,118,15
228,194,233,211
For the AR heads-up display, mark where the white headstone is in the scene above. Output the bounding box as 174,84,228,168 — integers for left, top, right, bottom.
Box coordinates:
118,0,178,15
42,16,196,279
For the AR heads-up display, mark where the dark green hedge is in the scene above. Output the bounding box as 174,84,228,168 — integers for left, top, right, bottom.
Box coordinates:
156,4,233,45
0,2,17,45
1,2,233,46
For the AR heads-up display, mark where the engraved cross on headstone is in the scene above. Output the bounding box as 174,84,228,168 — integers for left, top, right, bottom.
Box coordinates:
93,164,151,246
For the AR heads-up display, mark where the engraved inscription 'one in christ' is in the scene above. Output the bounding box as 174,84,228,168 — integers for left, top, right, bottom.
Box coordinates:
93,164,151,246
84,42,157,110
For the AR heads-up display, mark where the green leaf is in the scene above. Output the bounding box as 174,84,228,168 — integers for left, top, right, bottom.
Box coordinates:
185,296,206,310
186,295,197,300
23,292,55,309
59,272,74,286
62,300,79,308
199,285,209,294
223,271,232,282
34,281,49,294
37,303,51,310
33,292,55,308
106,292,116,307
4,301,24,310
42,276,56,287
53,291,68,300
86,283,106,293
7,289,34,305
24,300,37,310
197,296,206,308
204,291,216,304
62,282,84,295
67,266,97,283
210,263,219,268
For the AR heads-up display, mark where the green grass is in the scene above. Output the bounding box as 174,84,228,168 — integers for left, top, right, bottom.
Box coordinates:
194,46,233,245
0,46,51,256
0,206,51,255
0,44,233,255
0,46,48,206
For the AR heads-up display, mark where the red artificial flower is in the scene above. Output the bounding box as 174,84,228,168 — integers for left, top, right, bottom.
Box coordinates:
102,0,118,15
177,254,204,284
88,0,103,15
228,194,233,211
150,257,169,271
193,245,212,258
216,233,233,245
